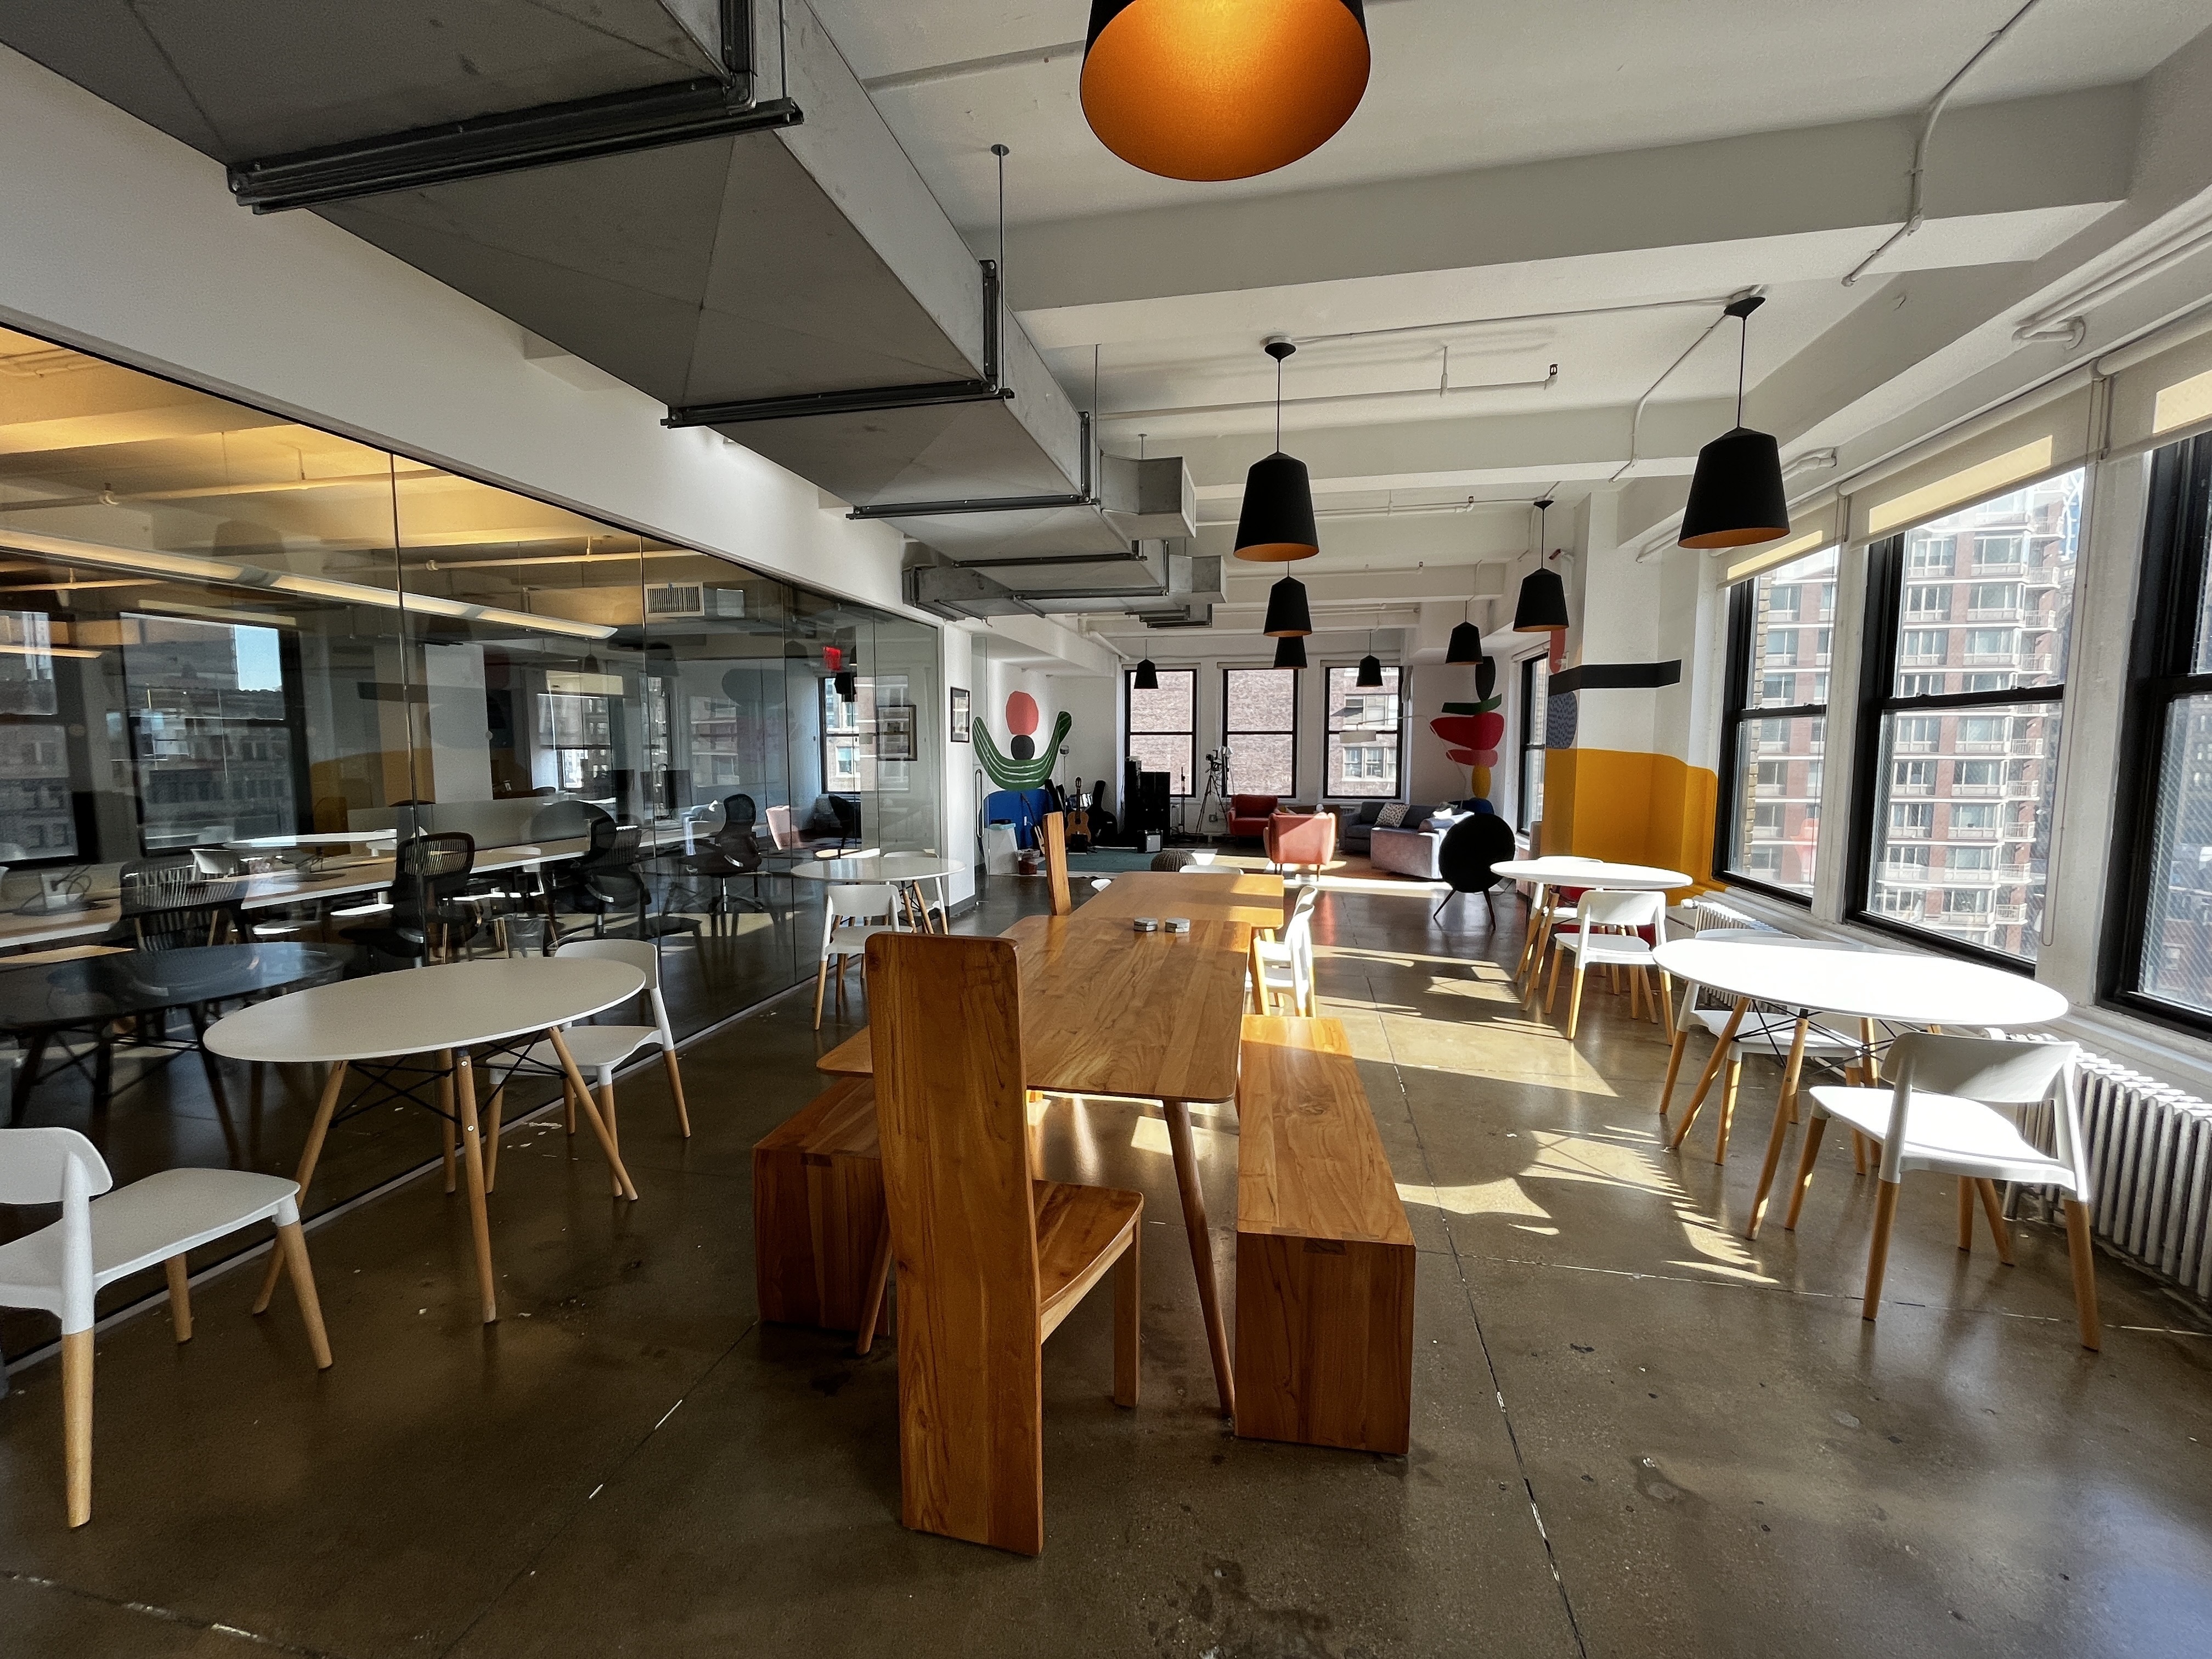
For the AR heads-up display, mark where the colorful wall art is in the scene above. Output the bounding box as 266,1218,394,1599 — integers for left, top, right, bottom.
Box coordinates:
975,687,1073,789
1430,656,1503,811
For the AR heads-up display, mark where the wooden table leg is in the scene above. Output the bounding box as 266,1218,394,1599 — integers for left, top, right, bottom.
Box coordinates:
548,1026,640,1200
1515,884,1548,986
1745,1015,1810,1239
452,1050,498,1324
255,1060,347,1314
1667,998,1747,1152
1161,1098,1235,1418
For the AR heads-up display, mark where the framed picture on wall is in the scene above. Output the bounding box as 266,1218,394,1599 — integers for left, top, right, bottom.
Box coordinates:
879,703,917,761
949,686,970,741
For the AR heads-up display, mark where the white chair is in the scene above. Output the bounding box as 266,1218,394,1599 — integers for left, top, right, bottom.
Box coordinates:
0,1128,332,1527
506,940,690,1182
1785,1032,2100,1347
1543,889,1667,1039
1659,928,1865,1165
813,883,903,1029
1254,882,1322,1017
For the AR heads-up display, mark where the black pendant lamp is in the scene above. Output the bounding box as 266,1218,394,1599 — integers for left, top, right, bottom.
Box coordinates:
834,669,858,701
1081,0,1371,183
1444,601,1485,666
1133,657,1160,691
1512,498,1571,632
1272,635,1308,670
1234,340,1320,563
1355,629,1384,689
1262,575,1312,637
1680,296,1791,549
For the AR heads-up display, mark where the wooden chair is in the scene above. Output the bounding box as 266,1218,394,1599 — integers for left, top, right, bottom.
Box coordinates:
0,1127,332,1527
1787,1031,2100,1346
865,932,1140,1555
1041,810,1072,916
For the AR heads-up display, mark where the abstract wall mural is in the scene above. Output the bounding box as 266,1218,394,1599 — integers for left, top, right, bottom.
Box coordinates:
974,687,1073,790
1430,656,1504,812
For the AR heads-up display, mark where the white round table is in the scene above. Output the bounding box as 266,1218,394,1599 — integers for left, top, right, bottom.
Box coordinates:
206,958,647,1322
1496,857,1692,996
786,853,963,932
1650,935,2069,1238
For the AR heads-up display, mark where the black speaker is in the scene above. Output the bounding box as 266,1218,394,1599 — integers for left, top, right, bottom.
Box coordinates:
1130,771,1171,838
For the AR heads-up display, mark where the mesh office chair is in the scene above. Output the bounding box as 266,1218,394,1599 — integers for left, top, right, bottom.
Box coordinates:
344,832,479,967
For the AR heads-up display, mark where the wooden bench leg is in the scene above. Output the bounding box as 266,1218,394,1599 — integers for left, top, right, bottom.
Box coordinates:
855,1226,894,1357
1113,1229,1139,1408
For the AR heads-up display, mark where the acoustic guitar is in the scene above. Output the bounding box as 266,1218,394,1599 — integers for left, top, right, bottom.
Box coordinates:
1065,777,1093,852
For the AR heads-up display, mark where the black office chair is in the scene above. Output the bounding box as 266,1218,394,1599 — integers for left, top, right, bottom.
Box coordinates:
1434,813,1519,923
345,832,480,968
118,856,241,951
665,828,771,935
720,793,758,834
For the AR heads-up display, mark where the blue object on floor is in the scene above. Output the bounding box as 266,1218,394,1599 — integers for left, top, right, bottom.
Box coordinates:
981,787,1056,848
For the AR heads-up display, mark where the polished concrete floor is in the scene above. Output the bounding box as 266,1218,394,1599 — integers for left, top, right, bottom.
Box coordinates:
2,877,2210,1657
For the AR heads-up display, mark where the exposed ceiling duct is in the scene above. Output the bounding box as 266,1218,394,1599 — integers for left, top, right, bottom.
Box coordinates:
0,1,1143,574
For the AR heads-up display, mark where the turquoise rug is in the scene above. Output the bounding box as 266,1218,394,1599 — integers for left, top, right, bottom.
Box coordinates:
1064,848,1163,872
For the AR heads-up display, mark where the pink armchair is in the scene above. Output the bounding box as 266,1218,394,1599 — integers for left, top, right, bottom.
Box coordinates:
1263,810,1337,877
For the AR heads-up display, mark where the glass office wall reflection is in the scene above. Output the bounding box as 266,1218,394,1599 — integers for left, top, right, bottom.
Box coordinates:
0,325,941,1344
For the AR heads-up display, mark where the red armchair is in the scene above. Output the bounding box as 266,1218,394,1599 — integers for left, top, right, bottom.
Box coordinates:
1264,810,1337,876
1227,794,1279,839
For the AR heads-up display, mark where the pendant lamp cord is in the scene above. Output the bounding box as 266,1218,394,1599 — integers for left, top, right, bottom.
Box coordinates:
1275,353,1284,452
1735,314,1747,427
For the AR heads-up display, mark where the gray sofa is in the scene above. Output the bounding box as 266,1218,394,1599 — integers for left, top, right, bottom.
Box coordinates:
1339,801,1438,856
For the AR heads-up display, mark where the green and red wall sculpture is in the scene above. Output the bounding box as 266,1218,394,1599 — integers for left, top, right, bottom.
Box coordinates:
1431,656,1504,809
974,689,1073,790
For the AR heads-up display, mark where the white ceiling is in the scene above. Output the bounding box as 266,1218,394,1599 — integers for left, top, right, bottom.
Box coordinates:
815,0,2205,230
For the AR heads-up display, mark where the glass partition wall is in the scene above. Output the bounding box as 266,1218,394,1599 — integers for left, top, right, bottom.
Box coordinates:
0,325,939,1340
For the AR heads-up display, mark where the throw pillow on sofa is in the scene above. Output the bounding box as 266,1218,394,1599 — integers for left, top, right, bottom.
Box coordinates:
1376,802,1410,828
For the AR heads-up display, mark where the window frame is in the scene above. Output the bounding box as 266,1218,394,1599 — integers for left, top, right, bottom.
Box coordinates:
1124,665,1198,798
1323,663,1407,802
1845,493,2074,972
1220,664,1298,799
1517,652,1547,832
2103,430,2212,1036
1714,568,1831,907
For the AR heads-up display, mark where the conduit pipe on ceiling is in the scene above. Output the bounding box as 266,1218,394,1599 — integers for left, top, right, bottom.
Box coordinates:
1841,0,2044,287
1609,290,1761,482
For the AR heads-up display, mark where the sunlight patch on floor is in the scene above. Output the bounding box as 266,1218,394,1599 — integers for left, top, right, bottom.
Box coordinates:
1405,1177,1552,1220
1520,1130,1683,1198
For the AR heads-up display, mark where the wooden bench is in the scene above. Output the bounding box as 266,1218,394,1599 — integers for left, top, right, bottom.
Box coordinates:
752,1076,888,1334
1234,1015,1415,1455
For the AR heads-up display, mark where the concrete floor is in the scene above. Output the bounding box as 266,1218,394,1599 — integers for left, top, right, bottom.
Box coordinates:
2,877,2210,1657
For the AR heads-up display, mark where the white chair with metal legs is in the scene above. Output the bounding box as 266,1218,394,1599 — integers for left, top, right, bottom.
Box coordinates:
1785,1031,2100,1347
1658,928,1864,1164
510,939,691,1175
1254,881,1321,1016
0,1127,332,1528
1543,889,1668,1039
813,883,903,1029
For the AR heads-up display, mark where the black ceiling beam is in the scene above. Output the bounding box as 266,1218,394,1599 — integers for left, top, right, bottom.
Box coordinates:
228,80,802,213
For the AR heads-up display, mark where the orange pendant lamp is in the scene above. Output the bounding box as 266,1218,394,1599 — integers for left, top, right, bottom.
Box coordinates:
1082,0,1372,182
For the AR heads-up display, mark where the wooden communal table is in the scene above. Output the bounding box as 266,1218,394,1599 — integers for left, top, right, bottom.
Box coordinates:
817,874,1262,1415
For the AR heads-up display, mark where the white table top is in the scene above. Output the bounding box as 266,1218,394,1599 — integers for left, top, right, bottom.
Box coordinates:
1652,935,2068,1027
223,832,397,850
204,957,646,1064
1493,856,1691,891
786,854,963,883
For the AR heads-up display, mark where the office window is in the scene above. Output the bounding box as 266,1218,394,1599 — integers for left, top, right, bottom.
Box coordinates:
1855,469,2081,962
1718,544,1837,899
1327,665,1403,798
1518,654,1548,831
1126,667,1197,797
1222,667,1296,797
2110,431,2212,1028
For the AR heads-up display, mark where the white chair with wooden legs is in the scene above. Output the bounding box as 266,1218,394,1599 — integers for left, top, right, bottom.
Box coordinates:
1544,889,1668,1040
1784,1032,2100,1347
812,883,903,1030
1658,928,1863,1164
511,939,690,1177
0,1127,332,1528
1254,881,1321,1017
